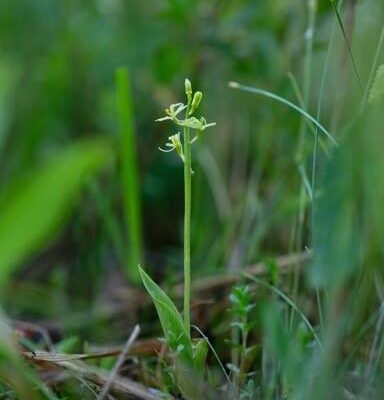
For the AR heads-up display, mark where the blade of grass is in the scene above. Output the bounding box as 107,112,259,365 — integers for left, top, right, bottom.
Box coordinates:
298,163,313,201
228,82,338,147
311,14,338,338
330,0,363,92
244,273,323,350
361,25,384,109
192,325,232,387
197,147,231,222
361,276,384,398
116,67,143,284
0,311,44,399
296,0,317,161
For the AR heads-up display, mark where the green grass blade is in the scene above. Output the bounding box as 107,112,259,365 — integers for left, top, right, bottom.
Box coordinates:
116,67,143,284
0,140,110,290
192,338,208,372
229,81,338,147
368,64,384,105
361,25,384,108
192,325,232,387
287,72,329,157
330,0,363,92
0,312,44,399
244,273,323,350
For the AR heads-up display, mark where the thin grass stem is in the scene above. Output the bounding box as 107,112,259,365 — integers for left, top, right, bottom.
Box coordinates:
331,0,363,91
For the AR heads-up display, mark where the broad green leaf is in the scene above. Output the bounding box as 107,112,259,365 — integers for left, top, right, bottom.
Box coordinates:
139,267,192,363
139,269,213,399
0,140,111,289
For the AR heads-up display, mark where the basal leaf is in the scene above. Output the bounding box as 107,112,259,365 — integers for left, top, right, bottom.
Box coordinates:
139,267,192,363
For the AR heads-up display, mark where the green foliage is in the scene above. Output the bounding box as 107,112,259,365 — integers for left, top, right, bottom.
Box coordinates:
262,302,300,393
310,104,384,289
115,67,143,284
0,140,111,290
227,285,257,390
368,64,384,105
55,336,81,354
139,266,208,399
192,339,208,372
0,313,44,399
139,266,192,363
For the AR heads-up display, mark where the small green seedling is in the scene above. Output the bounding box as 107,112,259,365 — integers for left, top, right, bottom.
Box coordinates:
227,285,257,392
139,79,215,398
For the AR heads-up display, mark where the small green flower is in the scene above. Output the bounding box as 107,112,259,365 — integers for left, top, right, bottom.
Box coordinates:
179,116,216,132
159,132,185,162
198,116,216,131
156,103,187,122
157,79,216,157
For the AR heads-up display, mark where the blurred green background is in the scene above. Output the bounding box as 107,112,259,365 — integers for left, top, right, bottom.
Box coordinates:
0,0,383,343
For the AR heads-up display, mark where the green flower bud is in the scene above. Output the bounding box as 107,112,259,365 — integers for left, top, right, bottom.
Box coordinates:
189,91,203,115
185,78,192,102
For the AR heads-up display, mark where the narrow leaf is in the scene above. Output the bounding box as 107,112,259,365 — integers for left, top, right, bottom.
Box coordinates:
116,67,143,283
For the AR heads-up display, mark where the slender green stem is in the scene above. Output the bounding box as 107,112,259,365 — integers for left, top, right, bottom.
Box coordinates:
312,17,336,338
183,102,192,338
290,0,317,329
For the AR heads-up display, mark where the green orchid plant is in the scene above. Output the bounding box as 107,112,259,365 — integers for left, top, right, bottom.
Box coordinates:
139,79,215,399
